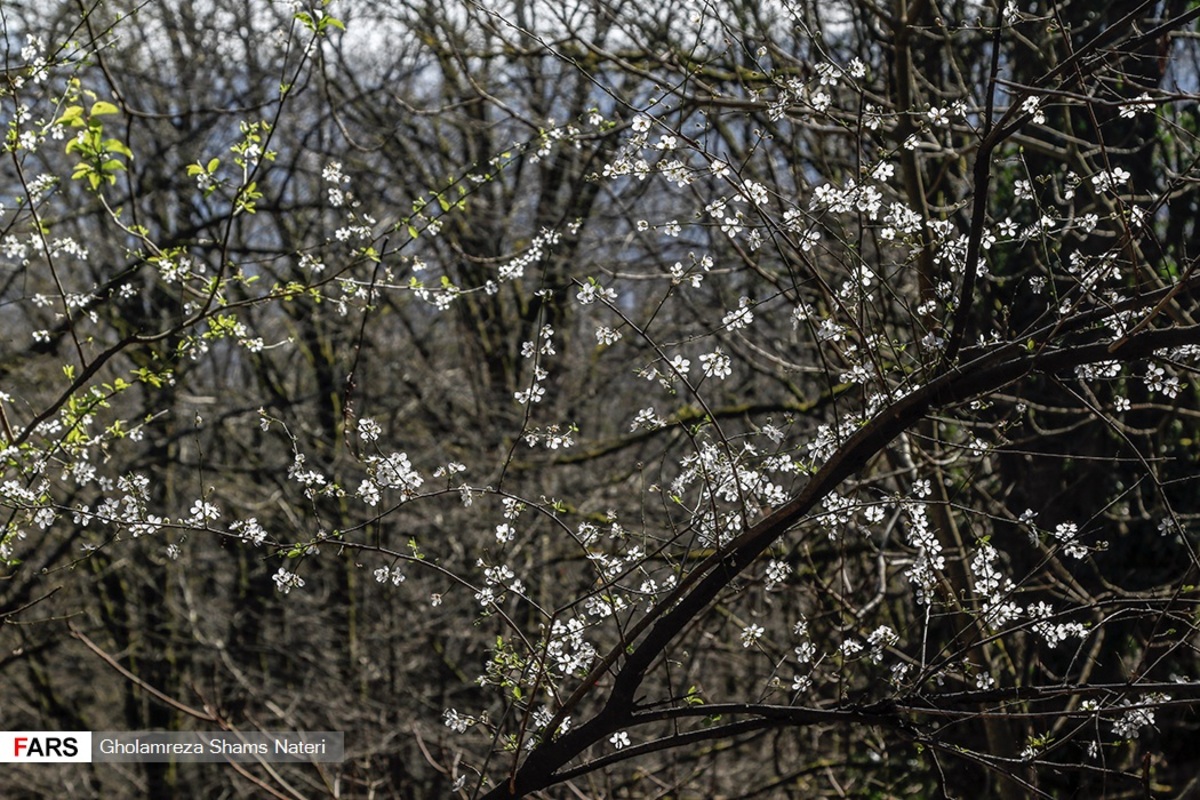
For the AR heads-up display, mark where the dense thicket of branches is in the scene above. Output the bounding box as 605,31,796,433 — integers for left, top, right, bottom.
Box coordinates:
2,1,1200,798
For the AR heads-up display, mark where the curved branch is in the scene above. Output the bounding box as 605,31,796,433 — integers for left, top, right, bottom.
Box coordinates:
485,320,1200,798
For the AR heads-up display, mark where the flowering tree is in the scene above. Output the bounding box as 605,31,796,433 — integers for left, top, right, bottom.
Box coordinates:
3,0,1200,798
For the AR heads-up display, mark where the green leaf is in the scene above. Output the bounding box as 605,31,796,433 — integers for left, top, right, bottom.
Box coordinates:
54,106,85,127
90,101,119,116
103,139,133,158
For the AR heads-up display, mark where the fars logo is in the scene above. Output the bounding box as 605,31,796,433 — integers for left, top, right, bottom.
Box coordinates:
0,732,92,762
